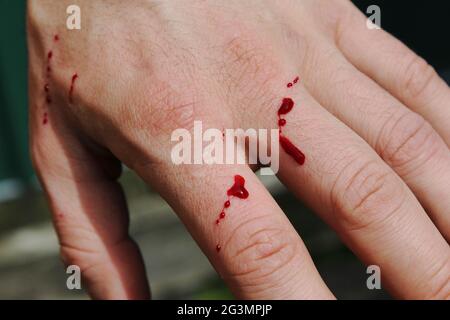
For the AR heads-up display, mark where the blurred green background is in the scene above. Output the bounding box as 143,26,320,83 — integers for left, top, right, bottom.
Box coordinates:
0,0,448,299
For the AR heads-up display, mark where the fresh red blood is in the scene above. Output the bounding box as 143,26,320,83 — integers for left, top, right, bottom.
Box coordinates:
69,73,78,103
279,135,305,165
278,98,294,115
54,35,59,42
287,76,299,88
276,95,306,165
42,112,48,125
215,175,249,253
47,51,53,60
227,175,249,199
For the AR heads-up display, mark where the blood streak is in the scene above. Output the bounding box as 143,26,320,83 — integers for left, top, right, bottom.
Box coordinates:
277,96,306,165
42,37,62,125
215,175,249,252
279,135,305,165
69,73,78,103
43,50,54,124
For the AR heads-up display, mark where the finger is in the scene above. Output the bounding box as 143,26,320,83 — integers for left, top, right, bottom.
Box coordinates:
300,43,450,241
30,110,150,299
334,2,450,145
134,162,334,299
253,86,450,299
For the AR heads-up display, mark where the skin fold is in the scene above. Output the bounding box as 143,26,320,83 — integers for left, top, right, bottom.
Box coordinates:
27,0,450,299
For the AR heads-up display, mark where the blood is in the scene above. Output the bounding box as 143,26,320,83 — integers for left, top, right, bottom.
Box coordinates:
227,175,249,199
42,112,48,125
278,98,294,115
286,76,300,88
277,96,306,165
279,135,305,165
44,50,53,116
42,40,58,126
69,73,78,103
215,175,249,252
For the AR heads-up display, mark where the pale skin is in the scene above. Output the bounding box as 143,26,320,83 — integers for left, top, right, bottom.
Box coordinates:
27,0,450,299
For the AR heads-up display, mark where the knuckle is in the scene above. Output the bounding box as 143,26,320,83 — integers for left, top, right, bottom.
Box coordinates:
59,241,100,271
219,35,282,109
379,111,441,172
401,54,437,100
133,83,197,136
224,214,298,289
424,257,450,299
331,158,405,231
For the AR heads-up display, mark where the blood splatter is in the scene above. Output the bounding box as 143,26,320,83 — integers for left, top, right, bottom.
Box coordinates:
278,98,294,115
42,49,54,124
226,175,249,199
69,73,78,103
42,38,60,126
286,76,300,88
277,96,306,165
215,175,249,252
42,112,48,125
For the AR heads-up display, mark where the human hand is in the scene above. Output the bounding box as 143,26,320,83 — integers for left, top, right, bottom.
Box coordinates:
27,0,450,299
